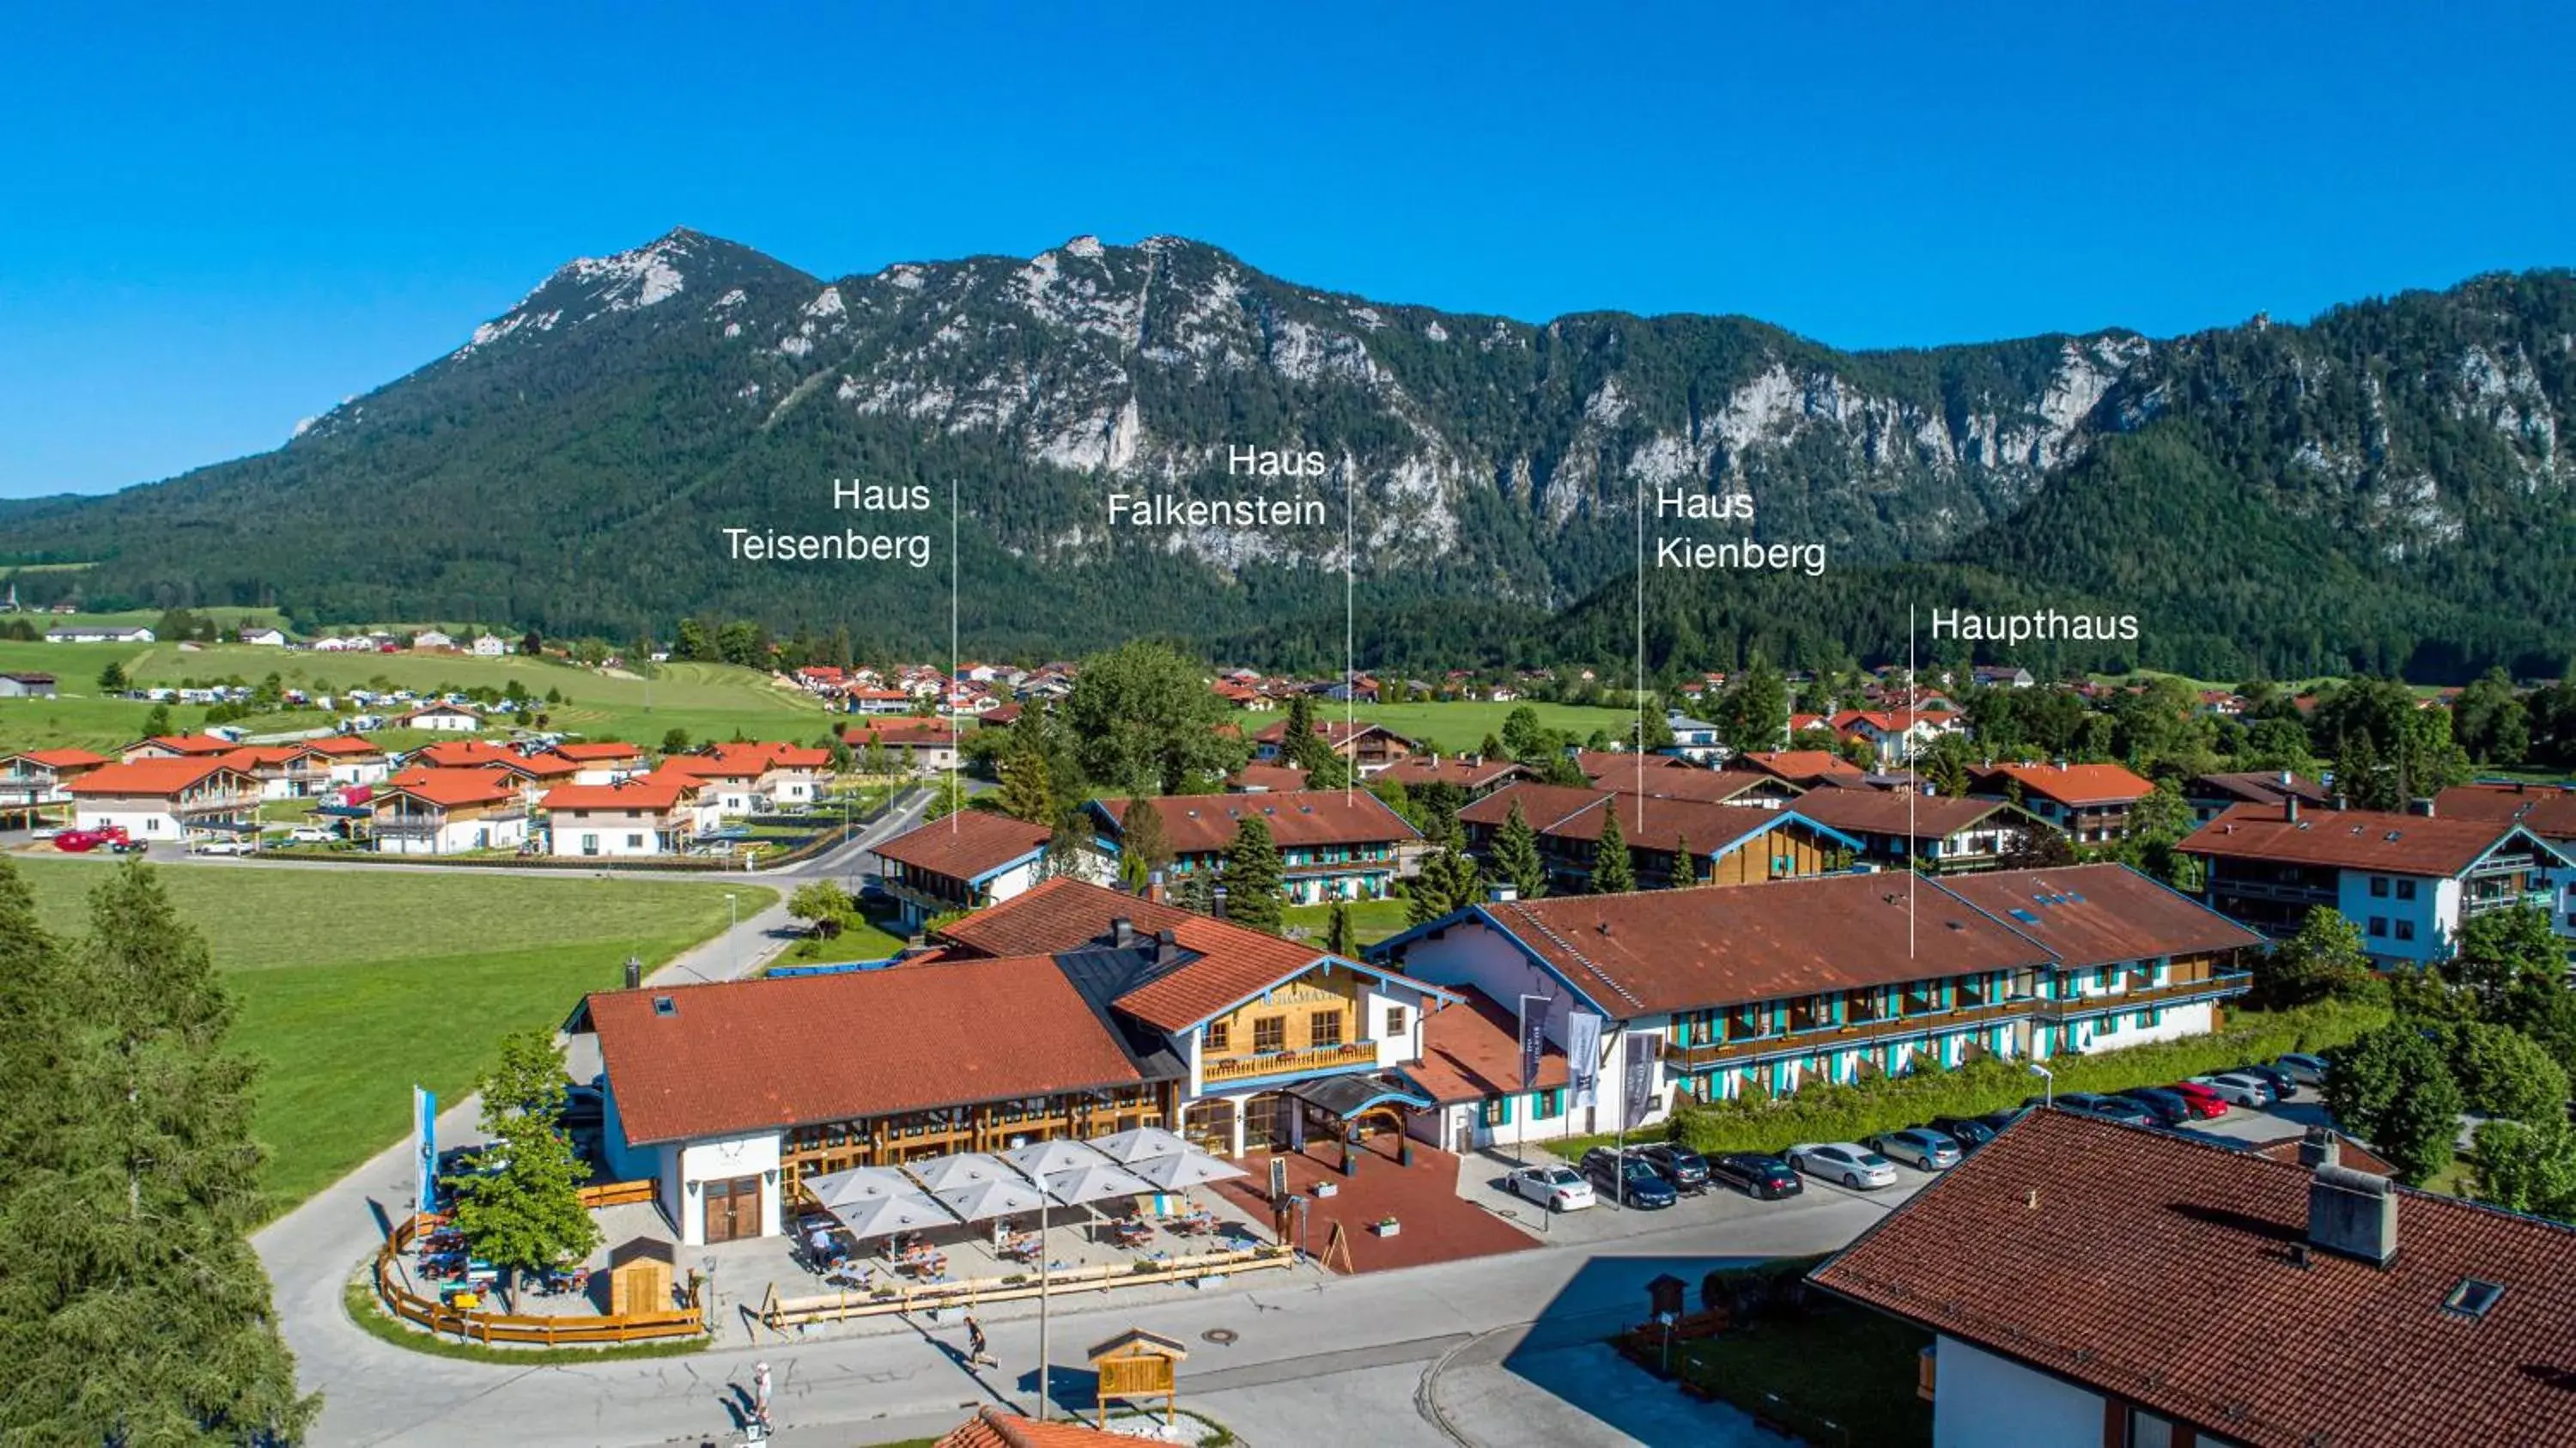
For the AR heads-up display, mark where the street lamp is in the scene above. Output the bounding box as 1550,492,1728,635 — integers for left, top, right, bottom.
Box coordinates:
2026,1062,2054,1108
725,892,739,976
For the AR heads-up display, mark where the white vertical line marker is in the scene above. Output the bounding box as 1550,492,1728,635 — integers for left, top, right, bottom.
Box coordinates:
950,474,959,835
1345,462,1354,806
1910,602,1917,958
1634,467,1644,832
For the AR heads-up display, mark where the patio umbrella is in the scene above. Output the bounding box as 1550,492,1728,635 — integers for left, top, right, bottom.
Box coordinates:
801,1165,917,1213
1002,1137,1111,1181
1131,1149,1249,1190
1041,1161,1158,1207
828,1190,954,1243
1088,1126,1191,1166
903,1151,1013,1196
934,1175,1049,1223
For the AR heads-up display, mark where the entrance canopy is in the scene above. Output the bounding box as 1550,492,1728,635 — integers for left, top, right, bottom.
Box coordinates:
1285,1072,1434,1121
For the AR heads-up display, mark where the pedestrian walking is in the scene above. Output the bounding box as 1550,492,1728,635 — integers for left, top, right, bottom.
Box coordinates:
965,1314,993,1368
747,1360,774,1441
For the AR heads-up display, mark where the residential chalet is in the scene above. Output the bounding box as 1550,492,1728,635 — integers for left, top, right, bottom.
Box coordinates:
1088,790,1420,903
1974,761,2156,843
871,810,1062,928
67,757,261,843
369,767,530,855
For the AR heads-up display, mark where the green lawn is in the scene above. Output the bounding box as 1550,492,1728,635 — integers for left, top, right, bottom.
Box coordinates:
1674,1300,1933,1447
15,859,775,1214
1282,897,1413,946
1230,698,1644,753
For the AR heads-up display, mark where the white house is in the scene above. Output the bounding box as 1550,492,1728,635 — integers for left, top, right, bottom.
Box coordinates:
240,627,289,647
397,703,482,733
45,624,155,644
66,757,260,843
538,775,705,857
471,634,509,656
870,810,1062,928
411,630,457,651
369,769,530,855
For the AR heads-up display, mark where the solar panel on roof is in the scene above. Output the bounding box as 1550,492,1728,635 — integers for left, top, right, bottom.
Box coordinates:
2009,909,2039,924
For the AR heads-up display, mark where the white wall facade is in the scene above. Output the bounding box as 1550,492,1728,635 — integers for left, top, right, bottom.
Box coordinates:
74,801,180,838
548,808,686,856
374,812,527,855
1393,920,1668,1138
2336,870,2451,965
1932,1336,2105,1448
672,1131,784,1247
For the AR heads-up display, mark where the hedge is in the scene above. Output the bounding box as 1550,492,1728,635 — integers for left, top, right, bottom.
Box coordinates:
1649,1000,2388,1159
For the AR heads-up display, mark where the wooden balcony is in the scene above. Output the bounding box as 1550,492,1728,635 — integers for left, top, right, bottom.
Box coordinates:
2035,972,2252,1020
1200,1040,1379,1085
1666,998,2030,1072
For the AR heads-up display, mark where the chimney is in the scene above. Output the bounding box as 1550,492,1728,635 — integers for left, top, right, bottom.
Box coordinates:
623,954,643,991
2283,795,2300,824
2307,1162,2398,1267
1155,928,1182,967
1212,885,1230,921
1487,881,1518,903
2295,1126,2338,1171
1111,916,1136,949
1144,869,1167,905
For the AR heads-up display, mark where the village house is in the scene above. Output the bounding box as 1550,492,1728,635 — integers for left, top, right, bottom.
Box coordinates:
1371,863,2257,1136
1969,665,2035,689
67,757,261,845
368,767,530,855
569,878,1454,1245
538,774,708,858
1600,765,1804,808
1731,750,1871,789
44,624,155,643
1660,712,1727,764
1813,1111,2576,1448
542,739,648,786
1372,753,1532,801
1249,718,1419,774
1974,761,2156,844
843,717,963,775
471,633,508,656
869,810,1064,928
395,702,482,733
845,685,915,715
0,747,111,824
2178,799,2574,965
2185,768,2336,824
300,733,392,787
239,627,289,647
1781,788,2033,873
1225,764,1311,794
216,744,332,800
0,672,58,698
410,630,457,651
2430,783,2576,940
1829,709,1959,767
1088,789,1420,904
1455,781,1856,893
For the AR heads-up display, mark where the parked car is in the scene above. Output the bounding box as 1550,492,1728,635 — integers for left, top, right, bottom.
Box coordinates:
285,824,336,844
1632,1144,1713,1194
2233,1062,2300,1100
1580,1148,1679,1208
1978,1107,2030,1135
1786,1142,1900,1189
106,837,148,855
1706,1152,1804,1199
191,838,253,856
2275,1052,2332,1086
28,824,63,841
2166,1080,2231,1118
2194,1073,2275,1108
1504,1164,1595,1212
2117,1086,2196,1126
1868,1128,1963,1171
1927,1115,2002,1152
2056,1092,2157,1127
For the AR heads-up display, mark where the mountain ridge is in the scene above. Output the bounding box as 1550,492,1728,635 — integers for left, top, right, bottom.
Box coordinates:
8,229,2573,679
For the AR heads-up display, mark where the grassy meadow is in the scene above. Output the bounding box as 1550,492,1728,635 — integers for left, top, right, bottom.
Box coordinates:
1232,698,1643,753
15,857,773,1213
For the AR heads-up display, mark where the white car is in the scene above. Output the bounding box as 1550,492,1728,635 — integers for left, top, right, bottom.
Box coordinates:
285,824,335,844
2193,1073,2275,1108
1504,1164,1596,1212
1787,1142,1900,1189
191,838,253,856
2275,1052,2331,1086
29,824,64,841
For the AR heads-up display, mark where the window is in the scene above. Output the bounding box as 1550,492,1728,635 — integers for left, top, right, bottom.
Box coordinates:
1252,1016,1285,1053
2136,1007,2161,1030
1533,1088,1563,1117
626,833,644,849
1204,1020,1230,1052
2443,1277,2506,1319
2369,876,2390,897
1481,1096,1512,1127
1385,1006,1407,1037
2395,920,2415,942
2396,879,2417,901
2368,916,2389,938
1309,1010,1344,1049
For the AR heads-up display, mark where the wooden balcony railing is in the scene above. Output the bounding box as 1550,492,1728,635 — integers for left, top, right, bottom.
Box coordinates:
2034,972,2252,1020
1201,1040,1379,1085
1665,998,2031,1072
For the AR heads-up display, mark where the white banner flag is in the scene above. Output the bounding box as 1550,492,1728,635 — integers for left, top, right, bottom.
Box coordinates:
1567,1011,1604,1108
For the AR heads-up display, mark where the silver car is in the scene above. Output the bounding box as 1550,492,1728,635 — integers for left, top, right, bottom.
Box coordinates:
1868,1128,1964,1171
1504,1164,1595,1212
1787,1142,1900,1189
2194,1072,2275,1108
2275,1052,2330,1086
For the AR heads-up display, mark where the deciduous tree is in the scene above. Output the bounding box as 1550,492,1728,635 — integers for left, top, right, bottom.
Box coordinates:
446,1029,602,1305
2324,1023,2465,1185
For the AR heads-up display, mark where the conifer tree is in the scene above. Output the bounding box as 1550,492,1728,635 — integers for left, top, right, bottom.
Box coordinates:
1593,807,1637,893
1325,900,1357,958
1223,815,1287,932
0,861,316,1445
993,739,1057,824
1493,800,1548,901
1672,832,1698,888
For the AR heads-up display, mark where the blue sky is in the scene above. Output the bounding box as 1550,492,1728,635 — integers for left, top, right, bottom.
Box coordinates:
4,2,2570,496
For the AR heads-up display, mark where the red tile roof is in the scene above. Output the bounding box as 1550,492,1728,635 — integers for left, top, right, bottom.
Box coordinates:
2180,802,2551,879
934,878,1198,959
413,739,524,770
1250,718,1417,748
1601,767,1784,805
1377,756,1530,792
1110,919,1339,1033
871,811,1054,883
2432,782,2576,841
2191,770,2334,809
1225,764,1312,792
375,768,522,809
586,954,1148,1146
546,741,643,763
843,718,962,747
67,757,251,795
11,747,111,770
1405,991,1571,1104
1734,750,1866,784
1097,790,1419,855
1976,761,2154,806
1781,788,2014,841
1462,873,2057,1015
1935,862,2262,967
298,734,385,757
937,1407,1159,1447
1812,1110,2576,1448
1456,782,1619,832
539,775,702,812
1570,750,1686,781
134,733,239,757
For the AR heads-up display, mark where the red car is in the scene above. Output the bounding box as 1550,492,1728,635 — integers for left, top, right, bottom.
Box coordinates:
2166,1080,2230,1118
52,825,133,854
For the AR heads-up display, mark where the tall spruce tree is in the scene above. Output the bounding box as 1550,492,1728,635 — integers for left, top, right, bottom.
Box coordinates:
0,861,316,1445
1222,816,1287,931
1325,901,1357,958
1592,807,1637,893
992,739,1058,824
1671,832,1698,888
1493,800,1548,900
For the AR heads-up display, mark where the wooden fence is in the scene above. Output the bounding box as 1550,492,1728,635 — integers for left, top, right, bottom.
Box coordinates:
577,1178,660,1208
372,1208,706,1348
758,1244,1297,1330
